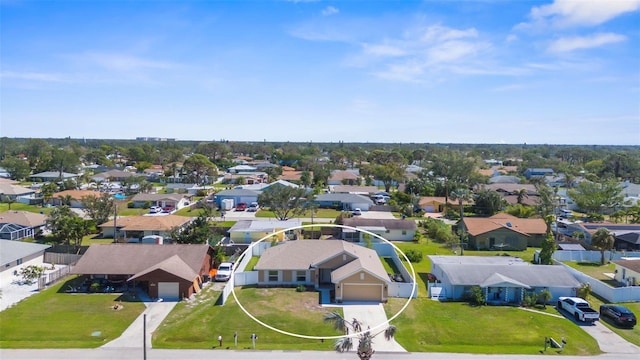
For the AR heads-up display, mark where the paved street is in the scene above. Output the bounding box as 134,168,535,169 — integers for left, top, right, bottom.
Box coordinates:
1,349,639,360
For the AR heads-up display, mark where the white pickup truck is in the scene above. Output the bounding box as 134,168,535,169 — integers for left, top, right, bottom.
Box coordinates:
557,297,600,323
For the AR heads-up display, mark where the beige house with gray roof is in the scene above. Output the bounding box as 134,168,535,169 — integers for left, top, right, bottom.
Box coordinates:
254,240,389,303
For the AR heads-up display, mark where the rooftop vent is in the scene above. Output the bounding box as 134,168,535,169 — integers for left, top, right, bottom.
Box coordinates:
506,222,512,227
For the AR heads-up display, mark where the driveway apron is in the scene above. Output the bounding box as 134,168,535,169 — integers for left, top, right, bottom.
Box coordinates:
340,303,406,352
579,321,640,354
101,301,177,348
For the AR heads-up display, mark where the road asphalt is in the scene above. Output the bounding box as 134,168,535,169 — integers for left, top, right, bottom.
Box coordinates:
1,349,639,360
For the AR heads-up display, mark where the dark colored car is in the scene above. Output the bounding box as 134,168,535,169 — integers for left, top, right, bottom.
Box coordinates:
600,304,637,328
235,202,247,211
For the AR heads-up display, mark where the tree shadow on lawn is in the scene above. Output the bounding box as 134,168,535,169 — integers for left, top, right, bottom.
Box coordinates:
56,276,142,302
576,262,603,267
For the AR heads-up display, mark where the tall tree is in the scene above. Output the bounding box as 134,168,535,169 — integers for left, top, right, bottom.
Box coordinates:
182,154,218,184
81,193,115,226
591,228,614,265
46,205,90,251
568,180,623,214
449,188,472,220
170,208,213,244
0,157,31,180
258,185,310,220
473,189,505,216
538,232,555,265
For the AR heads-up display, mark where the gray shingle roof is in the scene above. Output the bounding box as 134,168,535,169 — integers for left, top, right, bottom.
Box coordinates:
438,263,580,287
72,243,210,276
315,193,374,204
215,189,260,196
131,193,188,202
343,218,417,230
0,241,50,265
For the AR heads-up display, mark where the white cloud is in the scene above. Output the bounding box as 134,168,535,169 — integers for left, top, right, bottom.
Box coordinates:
519,0,640,29
321,6,339,16
0,71,64,82
505,34,518,43
362,43,406,57
69,52,178,72
419,25,478,42
547,33,626,53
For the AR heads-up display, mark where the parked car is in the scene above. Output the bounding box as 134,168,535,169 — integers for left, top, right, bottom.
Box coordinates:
247,202,259,212
149,206,162,214
352,208,362,216
235,202,247,211
557,297,600,322
214,262,234,282
600,304,637,328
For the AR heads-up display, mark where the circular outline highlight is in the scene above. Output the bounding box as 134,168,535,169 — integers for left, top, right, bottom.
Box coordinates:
229,223,417,340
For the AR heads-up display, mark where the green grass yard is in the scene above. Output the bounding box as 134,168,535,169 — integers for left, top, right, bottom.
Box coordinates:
384,298,600,355
0,277,145,348
154,286,342,350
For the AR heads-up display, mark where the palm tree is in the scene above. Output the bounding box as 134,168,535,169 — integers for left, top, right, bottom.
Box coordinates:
324,312,396,360
515,188,528,205
59,194,73,207
449,188,472,220
591,228,615,265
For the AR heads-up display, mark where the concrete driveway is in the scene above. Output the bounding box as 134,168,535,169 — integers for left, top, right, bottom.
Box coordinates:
358,211,396,219
101,301,177,348
556,306,640,354
340,303,406,352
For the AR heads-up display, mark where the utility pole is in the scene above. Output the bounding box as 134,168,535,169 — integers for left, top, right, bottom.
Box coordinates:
113,201,118,242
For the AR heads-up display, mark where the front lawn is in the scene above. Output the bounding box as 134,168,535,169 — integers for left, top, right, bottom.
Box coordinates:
154,286,342,349
384,298,600,355
0,276,145,348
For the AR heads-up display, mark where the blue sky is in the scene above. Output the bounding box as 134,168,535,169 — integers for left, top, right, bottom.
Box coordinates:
1,0,639,145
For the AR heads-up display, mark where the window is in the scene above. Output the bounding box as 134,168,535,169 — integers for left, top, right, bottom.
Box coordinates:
360,272,365,280
296,271,306,282
268,270,278,282
16,258,23,265
402,230,407,235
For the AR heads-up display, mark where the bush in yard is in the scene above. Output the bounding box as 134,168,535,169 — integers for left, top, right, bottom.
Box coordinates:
523,293,537,308
405,249,423,263
127,201,134,208
468,286,485,306
296,284,306,292
17,265,46,285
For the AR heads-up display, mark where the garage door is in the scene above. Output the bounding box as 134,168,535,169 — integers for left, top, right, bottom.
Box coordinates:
158,282,180,301
342,284,382,302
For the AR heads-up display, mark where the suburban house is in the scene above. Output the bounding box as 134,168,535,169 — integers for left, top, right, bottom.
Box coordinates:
223,172,266,185
0,211,47,240
341,218,417,242
330,185,378,195
614,232,640,251
278,166,311,184
612,259,640,287
30,171,80,182
214,188,259,208
488,175,521,184
418,196,473,213
0,241,51,284
71,243,216,300
51,190,104,208
254,240,390,303
166,183,212,195
313,193,374,211
0,183,38,204
428,255,581,303
130,193,192,210
563,222,640,246
227,219,302,243
459,213,547,250
524,168,554,180
481,183,539,206
328,170,360,186
228,164,257,173
91,169,140,183
98,215,193,242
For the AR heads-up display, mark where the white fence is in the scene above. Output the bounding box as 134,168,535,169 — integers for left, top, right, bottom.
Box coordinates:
559,262,640,303
552,250,640,262
372,243,417,298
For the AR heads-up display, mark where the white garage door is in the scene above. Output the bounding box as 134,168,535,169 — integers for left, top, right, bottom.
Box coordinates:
158,282,180,301
342,284,383,302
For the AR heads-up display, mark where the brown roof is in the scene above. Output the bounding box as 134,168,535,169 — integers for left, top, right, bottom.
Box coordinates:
72,243,211,277
329,171,359,182
419,196,473,207
462,214,546,236
281,166,296,171
128,254,198,282
0,183,36,195
99,215,192,231
613,259,640,273
477,169,495,177
0,211,47,227
279,170,310,182
342,218,417,230
0,178,17,184
483,183,537,195
255,240,388,281
53,189,103,200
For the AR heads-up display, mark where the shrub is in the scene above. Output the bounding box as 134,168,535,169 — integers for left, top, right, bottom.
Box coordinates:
523,294,537,307
296,285,306,292
405,249,423,263
127,201,134,208
468,286,485,306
